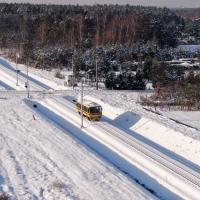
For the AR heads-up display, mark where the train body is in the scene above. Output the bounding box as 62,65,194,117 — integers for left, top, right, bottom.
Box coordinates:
76,100,102,121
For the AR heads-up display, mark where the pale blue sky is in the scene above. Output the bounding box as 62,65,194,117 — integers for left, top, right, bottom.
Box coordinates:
0,0,200,8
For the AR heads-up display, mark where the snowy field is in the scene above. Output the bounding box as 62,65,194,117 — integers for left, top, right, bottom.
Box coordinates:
1,55,200,199
0,98,157,200
160,110,200,130
79,92,200,167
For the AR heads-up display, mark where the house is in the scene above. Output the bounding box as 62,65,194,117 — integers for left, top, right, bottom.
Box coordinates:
64,72,77,87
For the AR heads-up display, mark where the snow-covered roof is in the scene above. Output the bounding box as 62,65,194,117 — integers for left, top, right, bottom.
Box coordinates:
114,71,121,76
62,71,74,76
178,62,193,67
179,58,193,62
167,60,195,67
178,45,200,53
77,99,102,108
167,60,183,64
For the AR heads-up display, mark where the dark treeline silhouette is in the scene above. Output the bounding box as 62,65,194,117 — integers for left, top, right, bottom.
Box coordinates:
3,3,199,91
0,3,183,53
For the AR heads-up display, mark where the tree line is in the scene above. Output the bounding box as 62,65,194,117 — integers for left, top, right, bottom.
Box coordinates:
0,3,183,53
1,3,200,91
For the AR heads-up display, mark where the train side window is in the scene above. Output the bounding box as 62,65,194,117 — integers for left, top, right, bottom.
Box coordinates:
83,106,87,111
77,103,80,108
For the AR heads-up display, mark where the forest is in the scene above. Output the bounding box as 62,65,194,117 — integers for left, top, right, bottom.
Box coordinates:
0,4,184,60
0,3,200,92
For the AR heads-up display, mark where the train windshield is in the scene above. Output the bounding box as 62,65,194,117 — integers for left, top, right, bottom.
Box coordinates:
90,106,102,113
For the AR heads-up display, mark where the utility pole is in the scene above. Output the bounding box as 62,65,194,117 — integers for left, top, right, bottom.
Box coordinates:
26,59,30,98
95,14,99,91
72,55,75,90
72,56,74,75
81,80,84,128
16,53,19,86
96,58,98,90
63,18,66,44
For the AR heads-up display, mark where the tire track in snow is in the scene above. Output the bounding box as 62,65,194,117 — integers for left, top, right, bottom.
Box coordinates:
3,107,124,200
4,136,80,200
24,100,153,200
2,111,83,200
0,149,17,200
1,139,39,200
0,98,157,200
10,112,134,200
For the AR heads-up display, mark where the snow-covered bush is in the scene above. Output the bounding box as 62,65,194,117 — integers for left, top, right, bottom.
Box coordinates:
0,192,9,200
105,71,145,90
55,71,65,79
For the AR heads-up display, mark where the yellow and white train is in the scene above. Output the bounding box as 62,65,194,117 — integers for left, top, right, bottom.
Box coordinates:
76,100,102,121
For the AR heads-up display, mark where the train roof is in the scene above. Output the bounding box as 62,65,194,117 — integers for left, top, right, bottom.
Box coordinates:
77,99,102,108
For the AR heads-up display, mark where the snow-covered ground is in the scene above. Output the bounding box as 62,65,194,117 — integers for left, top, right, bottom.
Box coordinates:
1,55,200,199
0,98,157,200
160,110,200,130
4,56,69,90
27,96,200,200
80,92,200,167
1,55,200,164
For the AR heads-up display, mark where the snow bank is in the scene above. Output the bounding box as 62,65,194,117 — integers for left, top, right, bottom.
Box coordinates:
27,97,200,200
0,80,14,90
161,110,200,130
5,57,68,90
0,69,24,90
84,95,200,170
0,98,156,200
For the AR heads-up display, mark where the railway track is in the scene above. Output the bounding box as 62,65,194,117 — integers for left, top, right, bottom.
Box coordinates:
43,97,200,199
54,97,200,185
0,64,50,90
97,122,200,188
0,89,74,99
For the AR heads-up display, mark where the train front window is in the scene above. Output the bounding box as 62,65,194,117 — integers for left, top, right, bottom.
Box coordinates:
90,106,102,113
